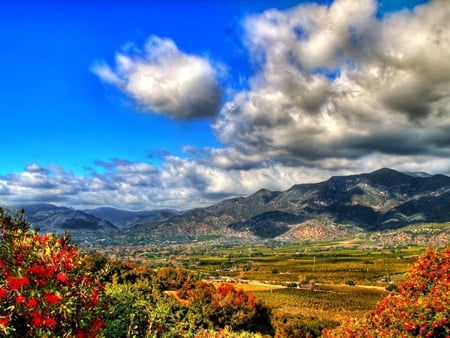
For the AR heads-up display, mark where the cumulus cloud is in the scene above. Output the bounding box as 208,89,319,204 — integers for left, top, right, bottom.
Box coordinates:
3,151,450,211
92,36,223,119
214,0,450,169
3,0,450,211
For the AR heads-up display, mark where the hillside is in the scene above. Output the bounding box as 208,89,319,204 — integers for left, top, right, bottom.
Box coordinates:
83,207,177,228
21,204,117,233
118,168,450,244
10,168,450,245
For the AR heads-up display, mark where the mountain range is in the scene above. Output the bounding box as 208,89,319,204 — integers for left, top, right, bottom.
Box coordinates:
21,204,117,233
8,168,450,245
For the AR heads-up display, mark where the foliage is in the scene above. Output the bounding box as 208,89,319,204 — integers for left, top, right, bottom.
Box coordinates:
194,326,263,337
207,283,272,333
0,208,270,337
101,266,272,337
271,313,338,338
322,247,450,337
8,206,447,337
0,208,105,337
103,282,190,338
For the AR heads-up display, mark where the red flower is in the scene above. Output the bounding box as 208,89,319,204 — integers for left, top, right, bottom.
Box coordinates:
76,329,87,338
92,319,103,331
6,275,30,290
42,317,57,329
44,292,61,305
35,279,45,287
31,311,43,327
89,291,100,306
56,272,70,284
0,317,9,327
26,298,38,308
28,264,55,278
0,287,8,300
15,295,26,304
15,254,25,265
34,233,50,244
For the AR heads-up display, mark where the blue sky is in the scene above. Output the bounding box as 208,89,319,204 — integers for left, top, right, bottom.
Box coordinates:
1,0,448,210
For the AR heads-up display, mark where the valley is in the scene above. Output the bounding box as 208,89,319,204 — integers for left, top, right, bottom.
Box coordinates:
3,167,449,336
83,236,429,326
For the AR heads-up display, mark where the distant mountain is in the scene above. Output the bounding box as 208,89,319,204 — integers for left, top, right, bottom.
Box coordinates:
124,168,450,242
18,204,117,233
7,168,450,245
83,207,177,228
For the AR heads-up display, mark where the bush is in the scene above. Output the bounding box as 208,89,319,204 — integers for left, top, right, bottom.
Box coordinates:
0,208,105,337
386,284,399,292
207,283,273,334
272,313,338,338
323,247,450,337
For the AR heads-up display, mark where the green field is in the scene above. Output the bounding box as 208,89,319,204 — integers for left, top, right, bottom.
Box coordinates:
180,240,424,285
112,239,427,323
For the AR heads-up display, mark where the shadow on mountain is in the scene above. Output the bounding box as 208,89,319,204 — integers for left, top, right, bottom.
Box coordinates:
228,211,306,238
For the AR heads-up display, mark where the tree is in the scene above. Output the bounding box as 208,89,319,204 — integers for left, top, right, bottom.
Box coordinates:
323,247,450,337
208,283,272,334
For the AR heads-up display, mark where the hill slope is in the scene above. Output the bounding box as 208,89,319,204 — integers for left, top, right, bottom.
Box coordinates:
22,204,117,233
8,168,450,245
83,207,177,228
127,168,450,242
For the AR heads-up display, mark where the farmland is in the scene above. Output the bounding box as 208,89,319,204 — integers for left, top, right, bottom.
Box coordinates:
95,239,427,324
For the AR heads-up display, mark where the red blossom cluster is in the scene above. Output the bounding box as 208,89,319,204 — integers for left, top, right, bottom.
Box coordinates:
323,247,450,337
0,208,105,337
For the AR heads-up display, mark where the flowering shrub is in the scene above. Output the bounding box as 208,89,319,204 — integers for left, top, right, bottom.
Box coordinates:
0,208,105,337
208,283,272,333
322,246,450,337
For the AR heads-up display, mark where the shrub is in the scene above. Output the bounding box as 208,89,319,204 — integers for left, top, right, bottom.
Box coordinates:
323,247,450,337
208,283,273,334
0,208,105,337
272,313,338,338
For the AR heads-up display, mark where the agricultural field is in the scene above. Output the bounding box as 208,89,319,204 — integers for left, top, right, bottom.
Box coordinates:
180,240,424,285
253,285,388,323
107,239,428,324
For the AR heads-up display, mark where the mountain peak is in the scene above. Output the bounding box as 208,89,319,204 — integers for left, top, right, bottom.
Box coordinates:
362,168,417,187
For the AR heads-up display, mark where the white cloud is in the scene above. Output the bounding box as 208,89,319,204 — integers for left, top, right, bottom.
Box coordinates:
213,0,450,169
3,152,450,211
93,36,223,119
3,1,450,211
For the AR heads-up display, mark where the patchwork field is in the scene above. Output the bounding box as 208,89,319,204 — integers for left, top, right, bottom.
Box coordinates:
120,239,428,323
